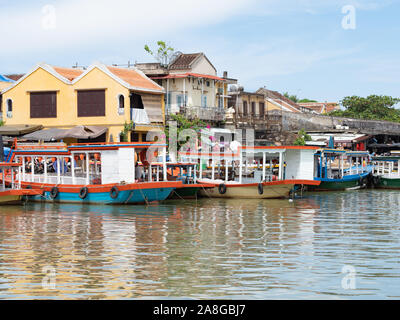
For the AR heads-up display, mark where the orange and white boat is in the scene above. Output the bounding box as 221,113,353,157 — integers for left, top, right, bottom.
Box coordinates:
180,145,321,199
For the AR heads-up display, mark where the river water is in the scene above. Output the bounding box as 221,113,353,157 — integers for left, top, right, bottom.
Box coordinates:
0,190,399,299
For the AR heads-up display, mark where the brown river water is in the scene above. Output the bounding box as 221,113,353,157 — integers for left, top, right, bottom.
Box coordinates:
0,189,399,299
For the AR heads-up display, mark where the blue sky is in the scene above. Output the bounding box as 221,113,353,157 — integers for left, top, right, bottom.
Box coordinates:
0,0,399,102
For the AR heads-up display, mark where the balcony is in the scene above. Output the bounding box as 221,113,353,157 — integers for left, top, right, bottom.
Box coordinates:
167,105,226,122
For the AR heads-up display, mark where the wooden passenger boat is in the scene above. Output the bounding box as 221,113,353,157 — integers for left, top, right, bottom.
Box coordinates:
181,146,321,199
371,154,400,189
309,149,373,191
4,142,183,205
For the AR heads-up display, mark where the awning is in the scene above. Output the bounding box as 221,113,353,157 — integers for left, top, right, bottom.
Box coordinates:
0,124,43,136
61,125,108,139
22,126,108,141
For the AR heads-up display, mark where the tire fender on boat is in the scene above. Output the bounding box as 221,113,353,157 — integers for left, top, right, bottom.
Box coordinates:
50,187,59,199
359,177,368,187
218,184,227,195
372,176,381,186
258,183,264,195
110,186,120,199
79,187,89,199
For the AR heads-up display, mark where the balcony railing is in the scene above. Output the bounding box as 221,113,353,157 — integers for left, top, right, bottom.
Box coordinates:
167,106,226,122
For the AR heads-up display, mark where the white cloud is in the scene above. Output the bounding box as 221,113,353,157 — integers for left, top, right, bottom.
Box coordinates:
0,0,250,54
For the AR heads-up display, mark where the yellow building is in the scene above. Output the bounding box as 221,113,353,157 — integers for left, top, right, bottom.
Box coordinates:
0,63,165,142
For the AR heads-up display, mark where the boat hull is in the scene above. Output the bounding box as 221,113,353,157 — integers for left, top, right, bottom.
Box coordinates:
198,181,312,199
20,181,182,205
0,189,38,205
309,173,370,191
0,194,22,205
374,176,400,189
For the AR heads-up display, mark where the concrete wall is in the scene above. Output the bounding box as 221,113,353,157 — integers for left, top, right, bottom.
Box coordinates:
280,111,400,135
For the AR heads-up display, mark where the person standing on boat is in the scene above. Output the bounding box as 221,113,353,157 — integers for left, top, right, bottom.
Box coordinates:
135,163,144,182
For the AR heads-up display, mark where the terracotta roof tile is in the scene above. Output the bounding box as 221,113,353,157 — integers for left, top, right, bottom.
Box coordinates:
257,88,302,112
169,53,202,70
107,66,162,92
5,74,24,81
53,67,84,81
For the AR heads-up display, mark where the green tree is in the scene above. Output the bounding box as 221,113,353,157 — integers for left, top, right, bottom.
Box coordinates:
283,92,299,103
144,41,174,67
120,121,135,142
294,129,312,146
298,98,317,103
329,95,400,122
165,114,206,151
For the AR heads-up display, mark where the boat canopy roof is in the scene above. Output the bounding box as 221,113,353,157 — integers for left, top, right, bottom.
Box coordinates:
372,156,400,162
11,142,167,156
346,151,370,157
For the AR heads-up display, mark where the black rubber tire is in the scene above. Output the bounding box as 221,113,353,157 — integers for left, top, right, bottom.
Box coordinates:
373,176,381,186
218,184,227,195
79,187,89,199
50,187,59,199
110,186,119,199
258,183,264,195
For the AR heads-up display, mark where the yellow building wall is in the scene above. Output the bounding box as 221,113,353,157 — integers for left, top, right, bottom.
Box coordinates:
0,81,12,91
265,100,281,112
3,67,165,142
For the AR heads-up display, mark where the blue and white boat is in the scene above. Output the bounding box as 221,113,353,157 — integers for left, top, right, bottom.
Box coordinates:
310,149,373,191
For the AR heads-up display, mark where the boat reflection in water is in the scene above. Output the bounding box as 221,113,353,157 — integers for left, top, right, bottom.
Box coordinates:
1,190,400,299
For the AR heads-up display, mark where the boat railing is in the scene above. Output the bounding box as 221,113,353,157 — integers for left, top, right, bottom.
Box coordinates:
21,173,100,185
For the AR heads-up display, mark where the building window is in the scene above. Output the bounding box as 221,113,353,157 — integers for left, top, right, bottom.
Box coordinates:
30,92,57,118
202,95,207,108
77,90,105,117
131,132,139,142
6,99,12,118
118,94,125,115
259,102,265,116
243,101,248,115
251,102,256,115
130,93,144,109
177,94,187,107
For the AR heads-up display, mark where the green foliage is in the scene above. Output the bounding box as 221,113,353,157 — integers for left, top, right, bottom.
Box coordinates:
165,114,206,150
144,41,174,66
294,129,312,146
329,95,400,122
283,92,298,103
298,98,317,103
120,121,135,142
0,120,4,127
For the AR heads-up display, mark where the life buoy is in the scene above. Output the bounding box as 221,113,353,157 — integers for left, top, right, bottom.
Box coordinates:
79,187,89,199
258,183,264,195
110,186,120,199
50,187,59,199
218,183,227,195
